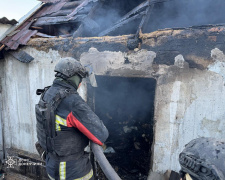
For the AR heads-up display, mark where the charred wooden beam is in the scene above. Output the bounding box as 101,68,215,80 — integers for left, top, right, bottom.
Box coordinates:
135,2,154,38
31,26,43,30
73,2,101,38
116,0,149,25
49,9,73,17
33,15,86,26
98,12,145,37
77,6,92,15
67,0,98,18
62,1,83,10
116,0,170,26
58,5,92,17
38,0,60,3
0,44,5,51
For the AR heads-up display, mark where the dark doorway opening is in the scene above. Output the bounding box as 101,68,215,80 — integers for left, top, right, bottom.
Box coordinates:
94,76,156,180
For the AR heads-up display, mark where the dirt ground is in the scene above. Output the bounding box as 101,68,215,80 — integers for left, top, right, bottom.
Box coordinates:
0,172,33,180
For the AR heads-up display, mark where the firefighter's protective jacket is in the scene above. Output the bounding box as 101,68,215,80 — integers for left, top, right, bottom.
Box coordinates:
36,79,109,179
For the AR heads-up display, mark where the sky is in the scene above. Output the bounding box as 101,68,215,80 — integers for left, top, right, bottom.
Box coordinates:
0,0,40,21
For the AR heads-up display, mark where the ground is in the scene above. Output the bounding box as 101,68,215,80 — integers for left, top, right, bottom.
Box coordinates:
0,172,33,180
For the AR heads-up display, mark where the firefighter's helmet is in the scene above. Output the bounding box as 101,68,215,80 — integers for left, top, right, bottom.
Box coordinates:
54,57,88,78
179,137,225,180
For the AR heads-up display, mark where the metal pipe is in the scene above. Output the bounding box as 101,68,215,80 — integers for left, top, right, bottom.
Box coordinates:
90,142,121,180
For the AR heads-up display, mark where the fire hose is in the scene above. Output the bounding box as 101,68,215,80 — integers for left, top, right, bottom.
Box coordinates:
90,142,122,180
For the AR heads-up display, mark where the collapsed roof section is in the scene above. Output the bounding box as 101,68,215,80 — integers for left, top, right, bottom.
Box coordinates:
0,0,98,51
1,0,225,62
0,0,154,53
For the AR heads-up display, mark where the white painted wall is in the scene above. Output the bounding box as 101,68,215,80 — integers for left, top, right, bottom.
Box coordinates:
81,47,225,173
1,47,87,154
0,24,12,38
152,49,225,173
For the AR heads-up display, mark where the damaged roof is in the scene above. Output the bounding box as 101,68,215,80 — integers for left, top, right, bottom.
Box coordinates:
1,0,225,55
0,17,17,25
0,0,159,52
0,0,99,51
0,0,168,52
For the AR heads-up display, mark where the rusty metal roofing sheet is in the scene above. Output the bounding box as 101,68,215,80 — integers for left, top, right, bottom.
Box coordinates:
35,1,67,18
0,17,17,25
5,30,37,50
20,30,38,45
0,2,42,44
0,0,90,51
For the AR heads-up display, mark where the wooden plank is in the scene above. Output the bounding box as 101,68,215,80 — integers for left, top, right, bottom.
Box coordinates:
49,5,91,16
115,0,149,25
0,45,5,51
31,26,43,30
62,1,83,10
73,2,102,37
38,0,60,3
98,12,144,37
49,9,73,16
33,15,86,26
135,2,154,38
67,0,97,18
77,5,92,14
115,0,170,25
9,50,34,63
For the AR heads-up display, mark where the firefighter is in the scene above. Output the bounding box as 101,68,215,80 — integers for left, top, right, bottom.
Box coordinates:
35,57,109,180
179,137,225,180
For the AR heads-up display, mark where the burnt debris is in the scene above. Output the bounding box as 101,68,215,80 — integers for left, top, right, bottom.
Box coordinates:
2,0,225,53
94,76,156,180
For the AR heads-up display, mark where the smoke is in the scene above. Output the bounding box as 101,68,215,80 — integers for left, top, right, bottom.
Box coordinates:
94,76,156,178
81,0,145,37
83,0,225,36
144,0,225,33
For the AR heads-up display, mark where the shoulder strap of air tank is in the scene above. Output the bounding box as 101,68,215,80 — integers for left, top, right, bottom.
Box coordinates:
49,89,77,139
51,89,77,110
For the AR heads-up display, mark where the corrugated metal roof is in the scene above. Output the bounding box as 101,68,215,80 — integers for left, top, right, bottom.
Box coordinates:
0,17,17,25
0,0,90,51
0,2,43,43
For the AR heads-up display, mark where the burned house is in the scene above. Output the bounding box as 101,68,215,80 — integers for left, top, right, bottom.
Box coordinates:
1,0,225,179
